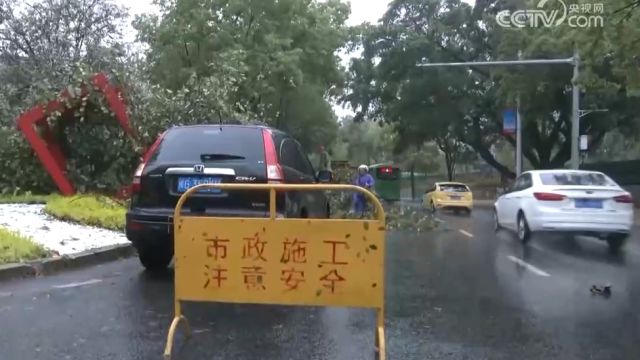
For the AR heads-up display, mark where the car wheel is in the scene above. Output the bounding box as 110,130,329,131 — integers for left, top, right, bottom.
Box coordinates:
494,209,501,231
138,246,173,272
517,212,531,243
430,201,437,214
606,233,628,253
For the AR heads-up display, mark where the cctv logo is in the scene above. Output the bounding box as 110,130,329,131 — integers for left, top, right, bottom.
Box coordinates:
496,0,604,28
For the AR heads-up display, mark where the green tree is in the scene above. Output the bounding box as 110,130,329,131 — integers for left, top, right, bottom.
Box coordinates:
134,0,348,149
342,0,640,177
0,0,133,193
333,116,396,165
0,0,129,118
491,0,640,169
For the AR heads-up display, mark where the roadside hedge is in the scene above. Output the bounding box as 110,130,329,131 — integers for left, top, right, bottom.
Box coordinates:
0,128,56,194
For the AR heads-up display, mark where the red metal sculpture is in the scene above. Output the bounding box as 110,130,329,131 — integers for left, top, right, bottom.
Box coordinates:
16,73,139,196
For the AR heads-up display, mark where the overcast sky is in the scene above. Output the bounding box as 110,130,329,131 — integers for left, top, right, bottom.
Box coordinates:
115,0,477,117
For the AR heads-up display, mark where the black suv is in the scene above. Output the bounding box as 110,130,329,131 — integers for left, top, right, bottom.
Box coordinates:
126,124,332,271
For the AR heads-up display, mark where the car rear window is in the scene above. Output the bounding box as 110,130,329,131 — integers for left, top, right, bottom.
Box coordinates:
375,166,400,180
439,184,469,192
149,126,265,163
538,172,616,186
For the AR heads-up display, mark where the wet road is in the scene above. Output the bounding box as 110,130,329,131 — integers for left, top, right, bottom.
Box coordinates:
1,207,640,359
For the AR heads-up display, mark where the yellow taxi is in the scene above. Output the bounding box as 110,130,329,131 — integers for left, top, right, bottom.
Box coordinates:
423,182,473,214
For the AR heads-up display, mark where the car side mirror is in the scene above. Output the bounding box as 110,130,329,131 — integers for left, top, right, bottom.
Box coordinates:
317,170,333,183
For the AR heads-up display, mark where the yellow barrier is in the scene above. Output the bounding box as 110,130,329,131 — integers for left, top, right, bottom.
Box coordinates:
163,183,386,360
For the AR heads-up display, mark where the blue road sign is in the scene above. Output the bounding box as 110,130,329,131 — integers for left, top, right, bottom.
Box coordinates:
503,109,516,135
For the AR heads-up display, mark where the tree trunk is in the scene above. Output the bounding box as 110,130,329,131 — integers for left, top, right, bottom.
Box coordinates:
446,155,455,181
464,116,516,179
443,144,456,181
436,136,456,181
473,143,515,179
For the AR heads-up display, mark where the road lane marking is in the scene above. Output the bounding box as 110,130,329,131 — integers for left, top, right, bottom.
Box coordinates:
506,256,551,277
52,279,103,289
459,230,473,238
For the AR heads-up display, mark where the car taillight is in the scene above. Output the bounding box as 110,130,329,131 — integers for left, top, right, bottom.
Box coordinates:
127,220,145,231
131,162,145,194
534,192,566,201
131,131,166,195
262,129,283,183
614,194,633,203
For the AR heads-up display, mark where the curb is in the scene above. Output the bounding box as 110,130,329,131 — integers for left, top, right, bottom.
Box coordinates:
0,243,136,282
0,263,36,282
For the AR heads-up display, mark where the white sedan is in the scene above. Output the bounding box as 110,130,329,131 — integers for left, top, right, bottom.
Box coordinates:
494,170,634,251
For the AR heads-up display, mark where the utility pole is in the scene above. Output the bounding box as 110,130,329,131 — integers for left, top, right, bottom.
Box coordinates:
516,51,523,176
570,48,581,170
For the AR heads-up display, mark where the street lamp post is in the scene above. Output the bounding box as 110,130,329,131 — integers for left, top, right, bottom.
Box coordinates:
570,49,581,170
516,51,523,176
417,54,580,174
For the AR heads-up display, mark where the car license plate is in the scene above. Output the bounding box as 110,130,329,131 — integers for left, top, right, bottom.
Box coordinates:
177,176,222,193
575,198,602,209
449,195,462,200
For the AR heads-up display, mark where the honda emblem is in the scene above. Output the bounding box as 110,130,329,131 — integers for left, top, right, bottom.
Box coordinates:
194,164,205,173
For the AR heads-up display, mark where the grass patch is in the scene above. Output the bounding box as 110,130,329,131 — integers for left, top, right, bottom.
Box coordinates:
0,193,52,204
0,227,49,264
44,194,126,231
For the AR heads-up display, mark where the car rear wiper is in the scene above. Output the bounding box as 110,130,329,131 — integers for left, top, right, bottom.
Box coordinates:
200,153,246,161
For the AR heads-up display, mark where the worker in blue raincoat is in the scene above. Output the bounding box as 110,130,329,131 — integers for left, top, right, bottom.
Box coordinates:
352,164,375,216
